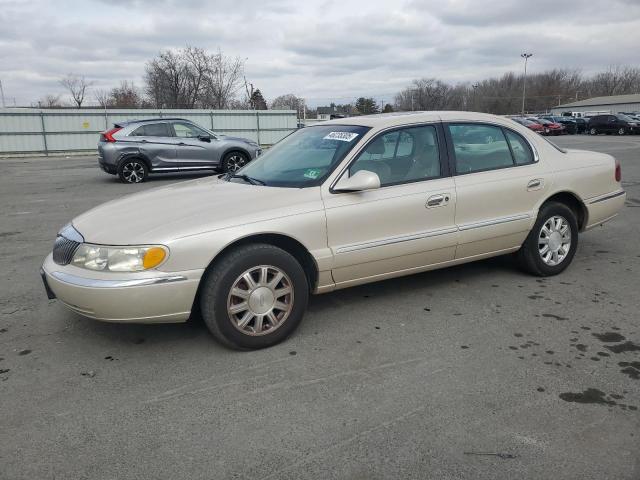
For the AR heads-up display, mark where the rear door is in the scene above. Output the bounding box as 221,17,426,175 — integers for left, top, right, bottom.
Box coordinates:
171,121,218,168
445,122,547,259
127,122,178,169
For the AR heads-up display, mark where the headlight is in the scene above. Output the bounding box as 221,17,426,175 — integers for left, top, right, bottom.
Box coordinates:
71,244,168,272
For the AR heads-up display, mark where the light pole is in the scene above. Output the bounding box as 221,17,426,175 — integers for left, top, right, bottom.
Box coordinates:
520,53,533,115
472,83,479,111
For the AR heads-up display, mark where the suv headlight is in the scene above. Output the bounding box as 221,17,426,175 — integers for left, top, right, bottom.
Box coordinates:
71,244,168,272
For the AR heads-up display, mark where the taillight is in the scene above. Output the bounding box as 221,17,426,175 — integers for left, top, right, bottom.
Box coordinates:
615,159,621,182
101,127,122,142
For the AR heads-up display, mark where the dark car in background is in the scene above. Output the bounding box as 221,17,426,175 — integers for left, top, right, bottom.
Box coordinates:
540,115,579,134
98,118,262,183
588,114,639,136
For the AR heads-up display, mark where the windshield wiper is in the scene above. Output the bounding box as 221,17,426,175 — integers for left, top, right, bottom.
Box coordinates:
226,173,266,186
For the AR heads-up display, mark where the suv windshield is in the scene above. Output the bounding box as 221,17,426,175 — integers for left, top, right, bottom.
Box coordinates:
616,114,634,122
235,125,370,187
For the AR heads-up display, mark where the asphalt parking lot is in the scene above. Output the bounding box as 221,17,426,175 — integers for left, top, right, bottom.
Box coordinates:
1,135,639,479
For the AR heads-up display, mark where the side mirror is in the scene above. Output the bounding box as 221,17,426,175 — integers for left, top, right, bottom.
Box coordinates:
333,170,381,192
198,134,212,142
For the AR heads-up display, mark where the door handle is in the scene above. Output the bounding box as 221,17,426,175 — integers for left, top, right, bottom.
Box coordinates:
527,179,543,190
426,194,450,208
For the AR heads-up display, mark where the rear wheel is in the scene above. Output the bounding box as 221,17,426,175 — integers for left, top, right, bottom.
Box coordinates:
118,158,148,183
222,151,249,173
200,244,309,349
589,127,597,135
516,201,578,276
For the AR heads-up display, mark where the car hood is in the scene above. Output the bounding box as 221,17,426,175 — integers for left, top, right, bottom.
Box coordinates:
72,177,322,245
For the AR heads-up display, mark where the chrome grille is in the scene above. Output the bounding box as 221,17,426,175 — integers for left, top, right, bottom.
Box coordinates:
52,235,80,265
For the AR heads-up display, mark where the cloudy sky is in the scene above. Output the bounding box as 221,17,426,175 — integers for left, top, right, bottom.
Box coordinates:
1,0,640,107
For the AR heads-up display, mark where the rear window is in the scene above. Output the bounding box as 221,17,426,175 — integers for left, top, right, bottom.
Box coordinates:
130,123,171,137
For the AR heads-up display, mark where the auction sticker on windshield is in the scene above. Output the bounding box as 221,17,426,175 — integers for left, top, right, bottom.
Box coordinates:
303,168,323,179
323,132,359,142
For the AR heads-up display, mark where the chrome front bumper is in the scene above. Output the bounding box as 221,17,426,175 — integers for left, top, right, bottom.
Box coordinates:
41,254,203,323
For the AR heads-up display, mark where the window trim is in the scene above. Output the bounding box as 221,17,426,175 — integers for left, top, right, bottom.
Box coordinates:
329,122,450,193
443,121,539,176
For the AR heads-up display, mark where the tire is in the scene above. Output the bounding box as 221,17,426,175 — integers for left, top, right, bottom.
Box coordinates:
118,158,148,183
618,127,626,136
222,151,249,173
200,244,309,349
589,127,597,135
516,201,578,277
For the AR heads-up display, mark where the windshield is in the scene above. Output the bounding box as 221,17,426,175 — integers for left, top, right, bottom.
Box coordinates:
616,114,634,122
235,124,370,187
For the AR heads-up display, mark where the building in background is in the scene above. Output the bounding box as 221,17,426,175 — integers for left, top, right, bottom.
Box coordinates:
550,94,640,116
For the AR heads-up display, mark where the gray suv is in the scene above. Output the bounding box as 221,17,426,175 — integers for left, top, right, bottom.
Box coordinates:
98,118,262,183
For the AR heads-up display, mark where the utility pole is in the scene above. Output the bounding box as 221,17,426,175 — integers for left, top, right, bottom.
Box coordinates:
520,53,533,115
472,83,479,111
0,79,6,108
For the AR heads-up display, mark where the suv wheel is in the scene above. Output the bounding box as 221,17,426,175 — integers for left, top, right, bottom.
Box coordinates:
118,159,148,183
618,127,626,135
200,244,309,349
589,127,597,135
516,201,578,277
222,152,249,173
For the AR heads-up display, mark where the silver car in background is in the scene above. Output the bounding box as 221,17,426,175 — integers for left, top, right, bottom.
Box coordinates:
98,118,262,183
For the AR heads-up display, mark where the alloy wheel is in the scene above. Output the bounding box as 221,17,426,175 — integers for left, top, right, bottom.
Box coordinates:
226,154,246,172
227,265,294,336
538,215,571,266
122,162,145,183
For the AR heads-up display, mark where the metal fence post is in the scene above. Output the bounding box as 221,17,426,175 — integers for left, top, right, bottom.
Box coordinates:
255,111,261,145
104,108,109,130
40,111,48,156
210,111,214,130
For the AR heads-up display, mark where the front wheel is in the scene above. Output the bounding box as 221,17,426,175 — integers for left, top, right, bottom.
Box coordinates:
118,158,148,183
589,127,597,135
618,127,626,136
222,151,249,173
200,244,309,349
516,202,578,276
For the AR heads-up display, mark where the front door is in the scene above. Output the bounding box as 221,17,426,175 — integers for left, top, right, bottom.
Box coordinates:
323,123,458,287
445,122,548,258
171,121,218,168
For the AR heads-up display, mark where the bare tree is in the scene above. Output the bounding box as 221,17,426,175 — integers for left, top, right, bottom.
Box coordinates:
60,74,92,107
110,80,141,107
94,89,111,108
38,94,63,108
202,49,245,109
144,46,244,109
271,93,304,112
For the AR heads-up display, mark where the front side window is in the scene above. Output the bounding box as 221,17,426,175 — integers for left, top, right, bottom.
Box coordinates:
237,125,369,188
173,122,207,138
130,123,170,137
449,124,513,173
349,125,440,186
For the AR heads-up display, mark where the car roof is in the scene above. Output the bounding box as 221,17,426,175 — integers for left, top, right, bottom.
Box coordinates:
318,111,516,128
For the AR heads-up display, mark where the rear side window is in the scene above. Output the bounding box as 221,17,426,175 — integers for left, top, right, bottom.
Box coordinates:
504,130,534,165
448,124,513,173
130,123,170,137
